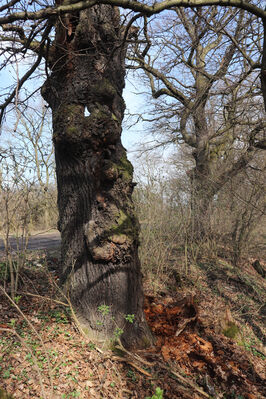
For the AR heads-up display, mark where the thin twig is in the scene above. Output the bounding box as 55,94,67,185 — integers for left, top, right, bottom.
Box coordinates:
18,291,68,306
161,364,212,398
114,340,154,366
113,356,153,377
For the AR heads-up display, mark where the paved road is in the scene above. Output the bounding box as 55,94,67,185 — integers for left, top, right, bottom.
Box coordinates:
0,231,61,252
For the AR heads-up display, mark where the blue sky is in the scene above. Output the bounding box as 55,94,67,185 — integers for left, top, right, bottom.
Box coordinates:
122,79,146,150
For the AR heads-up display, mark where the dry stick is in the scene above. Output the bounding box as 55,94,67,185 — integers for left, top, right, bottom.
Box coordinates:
0,327,47,398
112,356,152,377
115,340,154,367
162,365,212,399
0,286,54,398
18,291,68,307
127,360,152,377
122,389,133,395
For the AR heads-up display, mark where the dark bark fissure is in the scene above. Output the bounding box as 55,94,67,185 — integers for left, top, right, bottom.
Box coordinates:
42,4,152,347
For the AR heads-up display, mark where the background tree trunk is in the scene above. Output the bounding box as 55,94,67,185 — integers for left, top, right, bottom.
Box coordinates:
189,161,217,242
42,4,152,348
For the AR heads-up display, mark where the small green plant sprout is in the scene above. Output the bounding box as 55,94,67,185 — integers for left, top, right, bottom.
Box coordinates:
62,390,80,398
127,369,137,381
145,387,164,399
97,304,110,316
88,342,96,350
114,327,123,339
14,295,22,304
3,367,13,379
9,319,16,328
124,314,135,323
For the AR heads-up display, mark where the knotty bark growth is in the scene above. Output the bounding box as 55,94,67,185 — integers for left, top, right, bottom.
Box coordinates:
42,4,152,348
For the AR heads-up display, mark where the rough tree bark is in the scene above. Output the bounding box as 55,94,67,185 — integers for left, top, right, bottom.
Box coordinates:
41,4,152,348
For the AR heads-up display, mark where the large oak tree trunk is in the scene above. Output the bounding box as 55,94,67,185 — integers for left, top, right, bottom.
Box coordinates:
42,4,152,348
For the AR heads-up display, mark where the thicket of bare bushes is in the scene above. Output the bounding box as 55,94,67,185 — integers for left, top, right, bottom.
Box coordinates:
0,160,57,296
0,108,57,297
133,151,265,286
0,180,57,235
0,107,57,236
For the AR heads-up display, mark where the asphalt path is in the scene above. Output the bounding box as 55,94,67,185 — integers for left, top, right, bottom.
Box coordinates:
0,231,61,253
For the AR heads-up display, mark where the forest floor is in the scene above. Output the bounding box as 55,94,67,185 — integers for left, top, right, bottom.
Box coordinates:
0,249,265,399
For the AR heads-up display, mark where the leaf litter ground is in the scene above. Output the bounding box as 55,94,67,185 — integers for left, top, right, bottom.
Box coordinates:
0,252,265,398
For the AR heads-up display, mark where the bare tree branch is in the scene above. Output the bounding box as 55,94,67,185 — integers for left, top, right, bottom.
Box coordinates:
0,0,265,25
0,21,53,126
